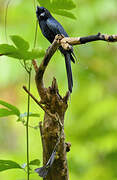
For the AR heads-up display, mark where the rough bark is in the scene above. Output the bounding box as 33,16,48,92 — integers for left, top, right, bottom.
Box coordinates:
34,35,70,179
37,78,69,180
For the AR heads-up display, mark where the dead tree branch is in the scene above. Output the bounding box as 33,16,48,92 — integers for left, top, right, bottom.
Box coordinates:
32,32,117,180
33,34,70,180
60,32,117,50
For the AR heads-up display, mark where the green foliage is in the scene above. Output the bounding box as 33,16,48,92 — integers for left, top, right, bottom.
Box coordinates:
10,35,29,50
51,0,76,10
0,100,40,121
37,0,76,19
0,160,22,172
0,44,16,54
52,9,76,19
0,108,18,117
0,100,20,117
0,36,45,60
29,48,45,59
29,159,40,166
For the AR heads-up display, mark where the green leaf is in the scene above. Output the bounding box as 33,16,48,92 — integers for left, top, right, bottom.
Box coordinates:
0,160,22,172
52,9,76,19
0,44,17,54
51,0,76,10
29,159,40,166
37,0,51,9
28,48,45,59
0,44,22,59
0,100,20,117
5,49,30,60
38,0,76,10
37,0,76,19
0,108,16,117
10,35,29,50
29,113,40,117
0,34,45,60
0,45,45,60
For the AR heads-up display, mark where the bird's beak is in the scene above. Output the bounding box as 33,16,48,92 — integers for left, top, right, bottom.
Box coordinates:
36,6,45,16
40,12,45,17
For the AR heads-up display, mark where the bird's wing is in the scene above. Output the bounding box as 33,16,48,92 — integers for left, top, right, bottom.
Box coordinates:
46,18,68,37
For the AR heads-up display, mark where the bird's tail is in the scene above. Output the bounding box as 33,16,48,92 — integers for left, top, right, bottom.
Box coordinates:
64,53,73,93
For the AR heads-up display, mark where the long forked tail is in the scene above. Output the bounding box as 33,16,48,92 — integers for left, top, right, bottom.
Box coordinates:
64,53,73,93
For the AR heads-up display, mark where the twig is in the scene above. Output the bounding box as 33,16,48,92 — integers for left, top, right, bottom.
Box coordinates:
23,86,57,119
32,59,38,73
60,32,117,50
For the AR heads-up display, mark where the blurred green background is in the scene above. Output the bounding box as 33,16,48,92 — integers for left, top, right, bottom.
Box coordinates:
0,0,117,179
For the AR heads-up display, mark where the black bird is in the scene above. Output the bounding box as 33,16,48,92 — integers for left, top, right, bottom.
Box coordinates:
36,6,75,93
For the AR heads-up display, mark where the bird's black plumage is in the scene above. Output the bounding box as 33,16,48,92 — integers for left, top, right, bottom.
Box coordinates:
36,6,75,93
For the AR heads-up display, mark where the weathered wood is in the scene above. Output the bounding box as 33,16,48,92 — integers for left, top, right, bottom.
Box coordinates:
34,35,70,179
36,77,69,180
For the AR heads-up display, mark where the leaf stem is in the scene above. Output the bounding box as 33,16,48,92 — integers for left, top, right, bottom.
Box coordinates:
26,68,31,180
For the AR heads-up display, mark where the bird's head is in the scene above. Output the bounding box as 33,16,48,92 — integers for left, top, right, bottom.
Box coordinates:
36,6,52,20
